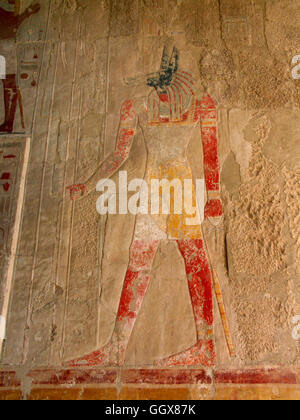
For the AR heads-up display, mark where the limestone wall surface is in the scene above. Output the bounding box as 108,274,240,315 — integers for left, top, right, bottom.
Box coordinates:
0,0,299,400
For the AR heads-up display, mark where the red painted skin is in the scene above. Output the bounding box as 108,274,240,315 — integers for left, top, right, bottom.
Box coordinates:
120,100,135,121
116,129,135,159
66,92,222,367
67,184,87,201
155,239,216,367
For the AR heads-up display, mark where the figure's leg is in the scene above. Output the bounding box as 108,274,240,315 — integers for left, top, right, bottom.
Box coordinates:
0,75,18,133
156,239,216,367
66,239,159,367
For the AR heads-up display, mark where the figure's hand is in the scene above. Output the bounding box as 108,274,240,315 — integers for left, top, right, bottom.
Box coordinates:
205,198,223,226
67,184,87,201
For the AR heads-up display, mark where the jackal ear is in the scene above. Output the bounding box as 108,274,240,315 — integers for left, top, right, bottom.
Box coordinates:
160,46,170,73
168,47,179,74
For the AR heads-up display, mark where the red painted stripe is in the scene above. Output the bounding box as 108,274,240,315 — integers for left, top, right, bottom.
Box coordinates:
0,371,21,388
28,369,117,386
297,367,300,384
175,76,194,95
215,369,298,385
177,71,194,83
173,79,187,96
166,87,173,119
178,70,193,77
170,85,178,116
122,369,212,385
0,368,299,386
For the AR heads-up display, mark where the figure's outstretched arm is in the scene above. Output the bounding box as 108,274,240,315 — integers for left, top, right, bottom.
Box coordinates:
198,95,223,225
68,100,138,200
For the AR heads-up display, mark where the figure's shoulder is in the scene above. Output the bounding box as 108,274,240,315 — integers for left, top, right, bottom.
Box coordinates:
194,94,217,109
120,97,147,121
200,94,218,109
194,94,218,121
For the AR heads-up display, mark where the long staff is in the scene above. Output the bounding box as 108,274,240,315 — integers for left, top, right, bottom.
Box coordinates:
202,222,235,358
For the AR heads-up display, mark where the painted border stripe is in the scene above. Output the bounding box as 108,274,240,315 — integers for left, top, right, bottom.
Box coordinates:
121,369,212,385
0,368,299,387
28,369,117,386
0,371,21,388
215,369,298,385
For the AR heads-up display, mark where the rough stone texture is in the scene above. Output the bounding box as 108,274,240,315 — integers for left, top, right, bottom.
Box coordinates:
0,0,299,400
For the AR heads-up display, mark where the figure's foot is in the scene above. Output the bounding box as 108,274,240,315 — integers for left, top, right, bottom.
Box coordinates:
154,339,216,367
64,341,121,367
0,123,13,133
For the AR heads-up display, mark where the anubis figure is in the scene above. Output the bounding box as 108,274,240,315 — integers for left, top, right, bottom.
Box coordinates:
67,47,223,367
0,1,40,133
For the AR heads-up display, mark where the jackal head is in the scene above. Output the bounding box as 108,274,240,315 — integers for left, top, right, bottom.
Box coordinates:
146,46,179,94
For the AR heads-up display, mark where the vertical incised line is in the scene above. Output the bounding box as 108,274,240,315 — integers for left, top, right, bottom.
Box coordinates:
22,41,59,365
59,14,82,360
96,6,112,347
